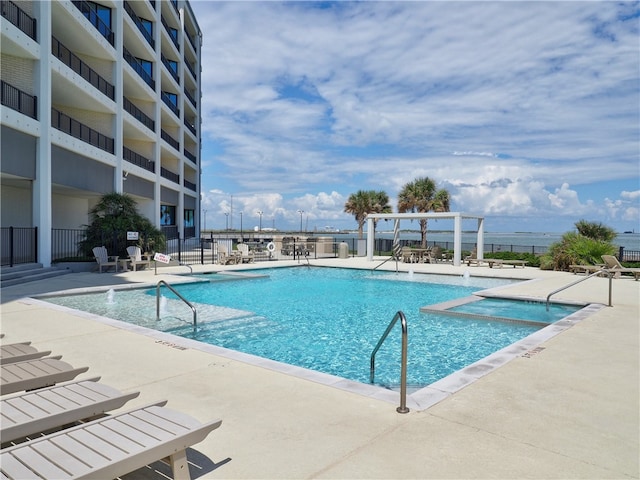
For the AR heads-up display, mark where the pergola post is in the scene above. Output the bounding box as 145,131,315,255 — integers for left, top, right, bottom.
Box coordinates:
453,214,462,266
366,217,375,261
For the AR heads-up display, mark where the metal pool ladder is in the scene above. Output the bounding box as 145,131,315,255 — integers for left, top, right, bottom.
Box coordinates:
370,310,409,414
156,280,197,330
545,268,613,311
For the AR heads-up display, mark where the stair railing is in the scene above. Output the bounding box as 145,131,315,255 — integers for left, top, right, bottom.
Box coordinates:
156,280,197,330
546,269,613,311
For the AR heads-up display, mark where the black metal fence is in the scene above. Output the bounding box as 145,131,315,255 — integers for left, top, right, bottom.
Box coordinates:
1,227,38,266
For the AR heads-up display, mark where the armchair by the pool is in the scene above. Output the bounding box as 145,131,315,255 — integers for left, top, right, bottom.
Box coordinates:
92,246,119,273
126,246,152,271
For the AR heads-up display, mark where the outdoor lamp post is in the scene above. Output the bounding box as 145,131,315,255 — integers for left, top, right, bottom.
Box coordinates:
202,209,207,231
297,210,304,232
240,212,243,241
257,210,263,231
225,213,229,230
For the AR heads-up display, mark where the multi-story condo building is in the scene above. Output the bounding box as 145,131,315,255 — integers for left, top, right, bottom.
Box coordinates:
1,0,202,266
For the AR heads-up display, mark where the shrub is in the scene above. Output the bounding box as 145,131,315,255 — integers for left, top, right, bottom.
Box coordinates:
540,232,616,271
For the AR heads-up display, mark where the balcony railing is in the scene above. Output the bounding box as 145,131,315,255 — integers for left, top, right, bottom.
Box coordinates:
161,129,179,150
184,179,197,191
71,0,114,45
51,108,114,154
184,119,196,136
184,148,197,164
1,80,37,119
161,91,180,117
123,47,155,90
161,15,179,50
123,96,155,131
186,31,197,52
161,53,179,83
185,60,197,80
184,87,197,108
52,37,115,100
123,146,155,172
124,1,154,49
161,166,180,183
1,0,36,40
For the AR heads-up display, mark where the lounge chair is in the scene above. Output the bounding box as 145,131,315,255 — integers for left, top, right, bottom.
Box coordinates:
218,244,240,265
126,246,152,271
601,255,640,280
0,401,222,480
1,357,89,395
92,246,119,273
236,243,255,263
0,342,51,365
464,249,486,267
1,377,140,443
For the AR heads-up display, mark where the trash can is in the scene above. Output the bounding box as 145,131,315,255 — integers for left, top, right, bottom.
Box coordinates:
338,242,349,259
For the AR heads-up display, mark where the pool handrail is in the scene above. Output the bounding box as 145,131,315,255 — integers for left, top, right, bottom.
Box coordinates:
545,268,613,311
370,310,409,414
156,280,197,330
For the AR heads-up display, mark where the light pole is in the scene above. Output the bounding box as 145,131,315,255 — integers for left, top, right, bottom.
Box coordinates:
202,209,207,231
297,210,304,233
239,212,243,241
257,210,263,231
225,213,229,230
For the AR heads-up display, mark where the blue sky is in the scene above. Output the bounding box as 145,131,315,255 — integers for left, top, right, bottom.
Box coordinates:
191,1,640,233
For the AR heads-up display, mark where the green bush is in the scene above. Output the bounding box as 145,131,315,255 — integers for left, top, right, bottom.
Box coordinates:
540,231,616,271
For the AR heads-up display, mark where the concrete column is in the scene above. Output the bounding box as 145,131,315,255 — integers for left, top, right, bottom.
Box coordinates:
366,217,374,261
477,217,485,259
453,214,462,266
33,1,52,266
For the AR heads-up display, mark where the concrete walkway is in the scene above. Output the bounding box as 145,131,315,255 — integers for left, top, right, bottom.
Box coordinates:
1,258,638,479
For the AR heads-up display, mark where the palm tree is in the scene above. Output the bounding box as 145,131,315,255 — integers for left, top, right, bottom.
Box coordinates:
344,190,391,239
397,177,450,248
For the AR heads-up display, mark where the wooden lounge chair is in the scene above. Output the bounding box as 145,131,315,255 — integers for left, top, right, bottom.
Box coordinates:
601,255,640,280
1,377,140,443
236,243,255,263
126,246,152,271
464,249,487,266
218,244,241,265
92,246,119,273
1,357,89,395
0,342,51,365
0,401,222,480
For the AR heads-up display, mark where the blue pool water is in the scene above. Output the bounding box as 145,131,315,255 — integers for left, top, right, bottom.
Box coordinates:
43,267,578,388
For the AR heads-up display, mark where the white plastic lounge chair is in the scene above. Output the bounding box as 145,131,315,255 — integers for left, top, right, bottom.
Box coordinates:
601,255,640,280
1,342,51,365
1,377,140,443
1,357,89,395
0,401,222,480
92,246,119,273
236,243,255,263
126,246,152,271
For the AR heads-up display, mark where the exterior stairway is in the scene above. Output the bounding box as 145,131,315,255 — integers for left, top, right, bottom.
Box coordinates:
1,263,72,287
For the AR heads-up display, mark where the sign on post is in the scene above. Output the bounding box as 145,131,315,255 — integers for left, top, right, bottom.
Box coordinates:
154,253,171,264
127,231,139,240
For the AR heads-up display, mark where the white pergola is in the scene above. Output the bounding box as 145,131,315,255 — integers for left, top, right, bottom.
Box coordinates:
365,212,485,266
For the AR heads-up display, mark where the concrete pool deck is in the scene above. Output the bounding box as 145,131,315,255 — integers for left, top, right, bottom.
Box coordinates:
1,258,638,479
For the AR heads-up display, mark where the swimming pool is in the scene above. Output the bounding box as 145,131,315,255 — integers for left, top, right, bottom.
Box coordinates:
43,267,582,389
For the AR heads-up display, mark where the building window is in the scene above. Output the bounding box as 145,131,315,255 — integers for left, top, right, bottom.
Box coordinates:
84,1,112,30
160,205,176,226
184,209,195,227
140,18,153,38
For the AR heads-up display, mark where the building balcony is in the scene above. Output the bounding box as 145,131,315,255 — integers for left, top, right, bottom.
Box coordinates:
71,0,114,45
51,108,114,154
161,91,180,118
123,146,155,173
184,148,197,164
161,53,179,83
161,129,179,151
184,179,197,191
123,47,155,90
1,0,37,40
52,37,115,101
160,166,180,183
124,1,154,50
123,97,154,132
1,80,37,119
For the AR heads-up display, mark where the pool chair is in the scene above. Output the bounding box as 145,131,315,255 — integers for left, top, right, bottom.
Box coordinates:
0,401,222,480
126,246,152,271
464,249,486,266
236,243,255,263
0,357,89,395
0,342,51,365
92,246,119,273
218,244,241,265
1,377,140,443
601,255,640,280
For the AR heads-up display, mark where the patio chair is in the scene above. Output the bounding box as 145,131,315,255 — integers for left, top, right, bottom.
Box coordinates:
218,244,241,265
601,255,640,280
401,246,415,263
92,246,119,273
236,243,255,263
0,342,51,365
0,401,222,480
1,377,140,443
126,246,152,271
0,357,89,395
